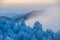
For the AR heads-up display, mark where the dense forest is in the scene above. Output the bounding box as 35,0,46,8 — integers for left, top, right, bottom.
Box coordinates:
0,18,60,40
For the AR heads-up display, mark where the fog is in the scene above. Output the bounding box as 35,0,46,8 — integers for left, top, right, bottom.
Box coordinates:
0,4,60,32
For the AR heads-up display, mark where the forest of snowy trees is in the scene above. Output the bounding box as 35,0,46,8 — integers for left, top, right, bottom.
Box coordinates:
0,18,60,40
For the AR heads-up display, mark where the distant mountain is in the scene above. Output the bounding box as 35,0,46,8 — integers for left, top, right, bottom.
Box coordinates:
13,9,45,22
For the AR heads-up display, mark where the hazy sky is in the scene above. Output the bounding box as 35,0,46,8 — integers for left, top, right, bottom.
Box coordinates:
0,0,58,5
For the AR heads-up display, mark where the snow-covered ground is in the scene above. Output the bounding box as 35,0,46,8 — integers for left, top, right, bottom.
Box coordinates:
0,4,60,32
